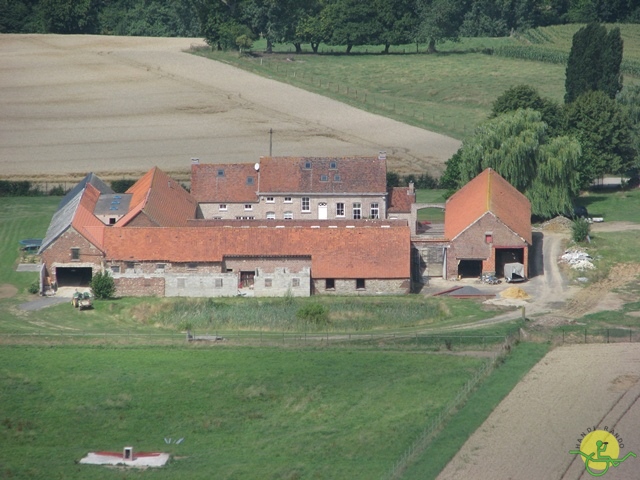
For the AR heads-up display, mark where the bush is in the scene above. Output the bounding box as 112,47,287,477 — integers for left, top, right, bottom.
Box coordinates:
90,271,116,299
572,218,591,243
296,303,329,326
28,281,39,294
110,179,136,193
48,185,67,196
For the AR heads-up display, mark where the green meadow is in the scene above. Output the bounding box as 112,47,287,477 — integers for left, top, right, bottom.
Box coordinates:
194,25,640,143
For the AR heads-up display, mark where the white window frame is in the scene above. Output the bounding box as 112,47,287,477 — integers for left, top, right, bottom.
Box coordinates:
265,196,275,203
301,197,310,212
219,204,227,211
284,211,293,220
336,203,345,217
244,204,253,211
370,203,379,219
352,203,362,220
284,197,292,203
266,211,276,220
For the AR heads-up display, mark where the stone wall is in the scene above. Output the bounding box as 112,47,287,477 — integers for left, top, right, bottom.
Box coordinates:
114,276,165,297
312,278,410,296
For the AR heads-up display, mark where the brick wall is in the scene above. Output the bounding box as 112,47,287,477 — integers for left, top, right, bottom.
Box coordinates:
115,276,165,297
41,227,103,286
446,213,529,278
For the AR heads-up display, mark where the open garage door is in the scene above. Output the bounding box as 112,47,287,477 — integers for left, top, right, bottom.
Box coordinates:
495,248,525,277
56,267,92,287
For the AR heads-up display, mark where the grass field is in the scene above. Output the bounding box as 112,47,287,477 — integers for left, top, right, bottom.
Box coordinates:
576,187,640,223
0,345,487,479
196,24,640,141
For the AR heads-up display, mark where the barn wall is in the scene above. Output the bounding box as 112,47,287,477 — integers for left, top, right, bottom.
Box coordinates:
312,278,410,296
41,228,103,287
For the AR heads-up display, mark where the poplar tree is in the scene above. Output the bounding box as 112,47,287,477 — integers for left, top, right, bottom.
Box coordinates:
565,23,623,103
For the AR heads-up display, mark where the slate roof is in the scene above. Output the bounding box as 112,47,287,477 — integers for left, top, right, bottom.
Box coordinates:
39,173,113,254
190,163,258,203
444,168,532,244
117,167,198,227
387,187,415,213
102,224,410,279
258,156,387,195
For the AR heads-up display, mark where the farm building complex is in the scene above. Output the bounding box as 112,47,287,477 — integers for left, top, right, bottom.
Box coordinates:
38,156,531,297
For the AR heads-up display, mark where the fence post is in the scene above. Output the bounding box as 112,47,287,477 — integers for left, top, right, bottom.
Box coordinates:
607,329,610,344
585,329,587,344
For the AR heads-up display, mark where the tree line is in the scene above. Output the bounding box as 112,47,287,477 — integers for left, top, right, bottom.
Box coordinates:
3,0,640,51
440,23,639,219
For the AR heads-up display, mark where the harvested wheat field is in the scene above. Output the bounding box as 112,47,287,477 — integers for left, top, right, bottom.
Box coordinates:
0,34,461,182
438,343,640,480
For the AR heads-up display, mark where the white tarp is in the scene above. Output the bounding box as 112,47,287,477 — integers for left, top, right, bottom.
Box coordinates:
504,263,526,282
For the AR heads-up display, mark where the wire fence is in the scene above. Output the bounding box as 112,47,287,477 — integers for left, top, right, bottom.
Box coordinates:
381,331,520,480
0,330,510,350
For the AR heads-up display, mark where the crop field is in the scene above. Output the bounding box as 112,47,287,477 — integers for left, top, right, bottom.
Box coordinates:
436,343,640,480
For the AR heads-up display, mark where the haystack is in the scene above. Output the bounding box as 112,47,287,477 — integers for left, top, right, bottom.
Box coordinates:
500,286,531,300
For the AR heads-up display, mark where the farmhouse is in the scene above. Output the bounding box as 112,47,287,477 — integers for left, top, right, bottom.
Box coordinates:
39,158,411,297
192,155,389,221
38,159,531,297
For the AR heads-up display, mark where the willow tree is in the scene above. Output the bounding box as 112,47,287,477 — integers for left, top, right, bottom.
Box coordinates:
455,109,581,218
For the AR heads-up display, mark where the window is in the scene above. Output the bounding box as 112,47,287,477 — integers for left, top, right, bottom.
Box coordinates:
235,215,255,220
266,196,274,203
109,217,116,225
325,279,335,290
265,278,272,287
352,203,362,220
246,176,254,185
244,204,253,211
284,197,292,203
110,265,120,273
336,203,345,217
215,278,223,288
266,211,276,220
292,278,300,287
334,174,341,182
156,263,166,271
329,161,337,169
356,278,366,290
217,169,224,177
70,247,80,260
320,174,328,182
126,261,135,270
304,161,312,169
301,197,310,212
219,204,227,211
284,211,293,220
187,263,197,270
485,233,493,243
370,203,379,219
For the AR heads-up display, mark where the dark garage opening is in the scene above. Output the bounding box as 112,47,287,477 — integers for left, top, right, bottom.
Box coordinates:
457,259,482,278
56,267,92,287
495,248,525,277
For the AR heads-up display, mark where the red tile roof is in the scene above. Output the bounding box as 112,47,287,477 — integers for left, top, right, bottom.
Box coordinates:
71,183,106,250
103,224,410,279
190,163,258,203
387,187,415,213
118,167,197,227
444,168,531,244
258,156,387,195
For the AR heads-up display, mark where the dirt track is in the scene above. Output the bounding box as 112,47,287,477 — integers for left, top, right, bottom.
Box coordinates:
438,344,640,480
0,34,461,180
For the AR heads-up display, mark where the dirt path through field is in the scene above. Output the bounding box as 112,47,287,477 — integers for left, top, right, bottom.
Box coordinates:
437,343,640,480
0,34,461,180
